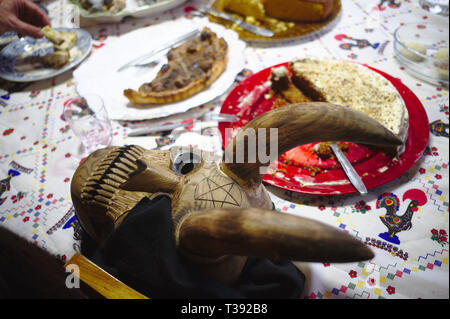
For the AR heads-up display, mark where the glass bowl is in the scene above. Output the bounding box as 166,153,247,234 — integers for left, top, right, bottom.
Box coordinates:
393,22,449,86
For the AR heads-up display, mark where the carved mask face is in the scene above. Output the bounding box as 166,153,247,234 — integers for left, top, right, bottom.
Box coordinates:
71,145,270,243
71,103,402,283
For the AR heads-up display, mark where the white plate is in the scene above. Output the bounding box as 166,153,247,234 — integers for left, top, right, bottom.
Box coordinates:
0,28,92,82
74,18,246,121
71,0,188,24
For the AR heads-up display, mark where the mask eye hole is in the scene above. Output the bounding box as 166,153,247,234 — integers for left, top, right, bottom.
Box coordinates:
173,152,201,175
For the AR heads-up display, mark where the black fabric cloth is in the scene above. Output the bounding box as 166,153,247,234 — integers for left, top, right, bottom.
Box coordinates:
89,196,305,299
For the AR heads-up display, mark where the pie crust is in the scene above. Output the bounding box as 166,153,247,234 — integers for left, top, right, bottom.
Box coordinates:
124,27,229,106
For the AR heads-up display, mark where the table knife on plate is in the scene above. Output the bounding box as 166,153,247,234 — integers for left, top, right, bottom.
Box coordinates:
330,142,368,195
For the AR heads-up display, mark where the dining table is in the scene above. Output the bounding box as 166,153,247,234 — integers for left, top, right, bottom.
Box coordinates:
0,0,448,299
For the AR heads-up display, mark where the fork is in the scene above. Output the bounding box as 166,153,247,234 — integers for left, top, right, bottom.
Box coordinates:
117,29,200,72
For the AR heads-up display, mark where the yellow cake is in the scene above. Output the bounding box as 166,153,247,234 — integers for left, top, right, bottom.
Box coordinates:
220,0,334,22
263,0,334,22
218,0,266,20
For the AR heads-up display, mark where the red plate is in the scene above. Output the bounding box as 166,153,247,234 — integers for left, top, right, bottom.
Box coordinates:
218,62,429,195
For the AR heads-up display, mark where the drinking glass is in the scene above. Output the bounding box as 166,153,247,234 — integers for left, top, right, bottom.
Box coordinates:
419,0,449,15
63,93,113,155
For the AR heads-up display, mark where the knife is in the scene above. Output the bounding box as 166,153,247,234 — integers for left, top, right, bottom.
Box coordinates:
117,29,200,72
127,113,237,137
199,7,274,37
330,142,368,195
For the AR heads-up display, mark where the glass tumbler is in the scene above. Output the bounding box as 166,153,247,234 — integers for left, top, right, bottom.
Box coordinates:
63,93,113,155
419,0,449,15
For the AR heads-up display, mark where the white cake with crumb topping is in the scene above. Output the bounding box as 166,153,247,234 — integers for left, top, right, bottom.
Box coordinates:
290,58,409,154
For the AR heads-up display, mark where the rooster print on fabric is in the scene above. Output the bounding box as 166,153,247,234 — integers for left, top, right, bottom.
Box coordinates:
377,189,428,244
0,169,20,206
334,34,380,51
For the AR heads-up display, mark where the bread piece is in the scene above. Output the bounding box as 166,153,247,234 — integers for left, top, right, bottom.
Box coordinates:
434,48,449,81
434,47,449,63
41,27,77,52
263,0,334,22
41,26,77,51
40,26,78,69
400,42,427,62
41,26,64,45
124,27,228,105
54,32,78,51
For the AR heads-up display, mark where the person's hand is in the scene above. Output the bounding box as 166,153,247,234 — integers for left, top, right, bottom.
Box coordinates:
0,0,50,38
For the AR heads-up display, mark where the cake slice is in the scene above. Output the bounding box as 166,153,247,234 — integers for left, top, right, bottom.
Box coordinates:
268,65,311,109
43,50,70,68
218,0,266,20
218,0,334,22
289,58,409,153
263,0,334,22
40,26,78,68
124,27,228,105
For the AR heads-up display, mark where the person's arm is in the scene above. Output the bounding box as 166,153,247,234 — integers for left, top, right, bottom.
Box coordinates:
0,0,50,38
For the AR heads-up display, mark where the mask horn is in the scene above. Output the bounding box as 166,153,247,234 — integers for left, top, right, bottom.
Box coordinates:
221,102,402,191
176,207,373,263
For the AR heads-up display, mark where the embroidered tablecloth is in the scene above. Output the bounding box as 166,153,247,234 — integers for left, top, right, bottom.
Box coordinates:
0,0,448,299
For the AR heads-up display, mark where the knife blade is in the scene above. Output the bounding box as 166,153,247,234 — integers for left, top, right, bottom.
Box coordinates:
199,7,274,37
330,142,368,195
117,29,200,72
127,113,237,137
128,120,195,137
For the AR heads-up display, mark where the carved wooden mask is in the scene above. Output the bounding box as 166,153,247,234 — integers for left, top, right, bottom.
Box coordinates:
71,103,402,284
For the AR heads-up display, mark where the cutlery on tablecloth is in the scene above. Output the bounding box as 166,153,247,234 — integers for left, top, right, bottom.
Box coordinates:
198,7,274,37
117,29,201,72
127,113,237,137
330,142,368,195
